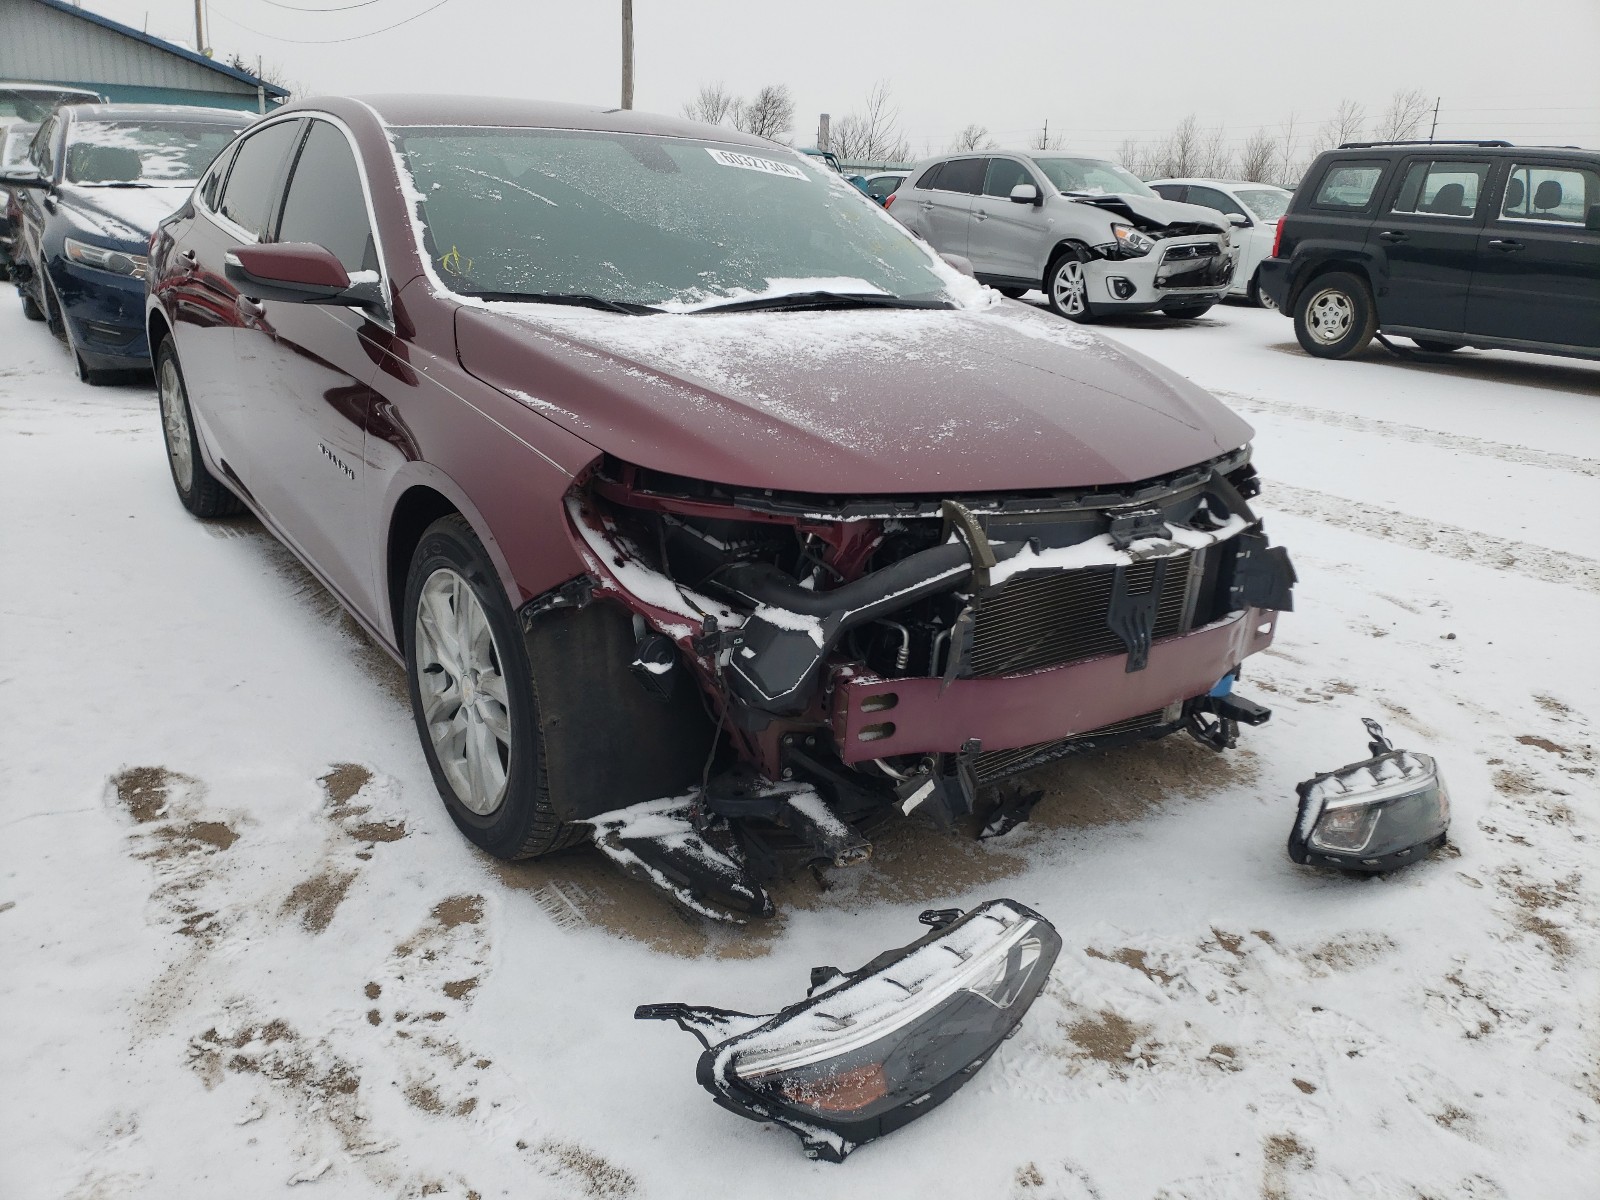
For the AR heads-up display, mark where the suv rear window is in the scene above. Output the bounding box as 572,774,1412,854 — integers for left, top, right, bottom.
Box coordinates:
1391,160,1489,217
1312,161,1386,210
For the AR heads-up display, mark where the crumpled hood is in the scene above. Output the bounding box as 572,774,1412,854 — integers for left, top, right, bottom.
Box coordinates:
1071,191,1229,235
456,298,1254,495
60,184,190,245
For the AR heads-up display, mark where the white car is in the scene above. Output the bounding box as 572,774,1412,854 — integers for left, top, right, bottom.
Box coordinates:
893,150,1238,322
1149,179,1293,308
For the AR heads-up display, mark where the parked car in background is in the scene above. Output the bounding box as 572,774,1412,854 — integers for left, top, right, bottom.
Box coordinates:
1,121,39,276
799,146,873,196
2,102,251,381
144,96,1291,912
1258,140,1600,361
864,169,908,205
1150,178,1292,307
894,150,1237,321
1,82,102,279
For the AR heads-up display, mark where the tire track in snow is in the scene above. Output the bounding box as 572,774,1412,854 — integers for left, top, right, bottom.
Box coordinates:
1259,480,1600,594
1215,390,1600,478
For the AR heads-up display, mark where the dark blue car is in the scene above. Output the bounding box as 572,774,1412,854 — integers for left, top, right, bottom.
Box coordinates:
3,103,251,382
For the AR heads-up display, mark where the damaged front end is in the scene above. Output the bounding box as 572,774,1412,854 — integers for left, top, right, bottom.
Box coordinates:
535,446,1294,916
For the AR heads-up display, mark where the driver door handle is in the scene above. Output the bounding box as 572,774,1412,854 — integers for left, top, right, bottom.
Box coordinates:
1488,239,1523,252
1378,230,1408,242
973,209,988,221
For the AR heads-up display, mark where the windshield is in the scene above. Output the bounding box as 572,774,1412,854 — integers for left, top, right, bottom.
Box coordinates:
2,123,38,170
396,128,953,310
65,119,246,186
1236,187,1291,221
1032,157,1156,199
0,88,97,123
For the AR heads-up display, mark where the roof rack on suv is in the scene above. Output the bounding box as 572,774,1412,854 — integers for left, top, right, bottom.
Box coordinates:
1337,139,1513,149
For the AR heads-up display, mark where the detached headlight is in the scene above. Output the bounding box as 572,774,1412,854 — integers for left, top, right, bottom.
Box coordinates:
638,899,1061,1161
1289,719,1450,871
1110,223,1155,257
64,236,148,279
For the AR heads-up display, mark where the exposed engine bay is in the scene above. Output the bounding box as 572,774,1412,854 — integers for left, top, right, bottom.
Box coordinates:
524,446,1296,918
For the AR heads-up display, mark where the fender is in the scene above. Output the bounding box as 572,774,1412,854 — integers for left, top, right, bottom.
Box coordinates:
1285,243,1380,310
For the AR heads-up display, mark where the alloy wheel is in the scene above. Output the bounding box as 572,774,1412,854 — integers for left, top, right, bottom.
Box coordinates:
158,356,194,491
414,568,513,816
1051,257,1088,317
1305,287,1354,344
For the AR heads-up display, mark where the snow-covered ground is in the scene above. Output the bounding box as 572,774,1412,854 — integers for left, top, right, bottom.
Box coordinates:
2,295,1597,1200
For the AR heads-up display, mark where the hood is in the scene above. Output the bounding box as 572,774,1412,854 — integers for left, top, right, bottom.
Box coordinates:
61,184,191,245
455,299,1254,495
1070,191,1228,234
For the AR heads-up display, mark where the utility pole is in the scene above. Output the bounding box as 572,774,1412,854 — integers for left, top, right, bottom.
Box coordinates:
1429,96,1440,139
620,0,634,110
1041,118,1048,149
193,0,208,55
818,113,830,154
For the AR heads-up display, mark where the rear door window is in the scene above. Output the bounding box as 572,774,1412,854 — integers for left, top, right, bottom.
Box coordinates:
1390,160,1491,217
1499,162,1598,224
216,118,303,240
275,119,378,274
936,158,988,195
1311,160,1387,210
914,161,947,190
1151,183,1187,201
982,157,1035,198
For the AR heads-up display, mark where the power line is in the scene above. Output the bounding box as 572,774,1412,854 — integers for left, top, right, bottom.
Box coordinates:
207,0,456,42
250,0,395,10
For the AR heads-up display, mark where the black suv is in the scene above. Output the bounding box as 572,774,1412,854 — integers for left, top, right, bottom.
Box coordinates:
1257,141,1600,361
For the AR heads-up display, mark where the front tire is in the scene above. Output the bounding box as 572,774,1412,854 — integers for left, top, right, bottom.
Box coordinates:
404,515,580,861
1248,271,1277,310
994,285,1028,300
1293,271,1377,359
1162,304,1213,319
20,288,43,321
156,339,243,517
1411,339,1461,353
1044,247,1097,322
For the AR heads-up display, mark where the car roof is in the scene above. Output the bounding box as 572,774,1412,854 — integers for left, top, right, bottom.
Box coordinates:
0,81,101,96
1151,177,1288,189
58,102,255,124
333,94,779,149
1326,141,1594,160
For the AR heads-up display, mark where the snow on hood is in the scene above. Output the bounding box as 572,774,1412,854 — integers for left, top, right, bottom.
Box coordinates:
63,185,191,245
455,297,1254,495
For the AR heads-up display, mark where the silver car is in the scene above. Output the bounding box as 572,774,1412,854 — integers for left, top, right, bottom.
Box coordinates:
893,151,1238,321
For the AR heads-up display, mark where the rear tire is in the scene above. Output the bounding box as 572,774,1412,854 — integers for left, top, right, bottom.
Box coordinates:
995,285,1028,300
156,339,244,518
1293,271,1377,359
1248,271,1277,310
1411,339,1461,353
20,288,43,321
404,515,582,861
1044,246,1097,322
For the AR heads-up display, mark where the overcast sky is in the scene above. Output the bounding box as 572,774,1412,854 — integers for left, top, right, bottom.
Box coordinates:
107,0,1600,157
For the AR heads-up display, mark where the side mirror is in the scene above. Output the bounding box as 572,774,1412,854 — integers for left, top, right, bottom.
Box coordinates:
1587,204,1600,232
1009,182,1040,205
1229,212,1252,228
0,168,46,190
224,242,381,309
939,252,976,278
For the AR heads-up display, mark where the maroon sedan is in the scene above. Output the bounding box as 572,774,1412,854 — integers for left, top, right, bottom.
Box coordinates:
146,95,1293,917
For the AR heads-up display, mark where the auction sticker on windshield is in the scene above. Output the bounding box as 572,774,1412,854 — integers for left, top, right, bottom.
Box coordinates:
706,148,809,180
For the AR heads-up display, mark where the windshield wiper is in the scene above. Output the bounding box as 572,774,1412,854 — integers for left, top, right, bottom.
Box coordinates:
692,291,955,315
470,291,662,315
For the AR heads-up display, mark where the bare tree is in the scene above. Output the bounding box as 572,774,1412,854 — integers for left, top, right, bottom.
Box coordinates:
1117,137,1157,178
1031,124,1066,151
226,52,293,94
1236,127,1277,183
1275,112,1303,188
1373,88,1431,141
1197,124,1234,178
1312,98,1368,153
682,82,736,126
829,82,912,162
949,123,996,152
732,84,797,143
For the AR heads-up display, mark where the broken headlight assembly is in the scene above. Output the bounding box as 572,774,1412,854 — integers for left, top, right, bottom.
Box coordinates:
1288,718,1450,872
637,899,1061,1161
1109,223,1155,257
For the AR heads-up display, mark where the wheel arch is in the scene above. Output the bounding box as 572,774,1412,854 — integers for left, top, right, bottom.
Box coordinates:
1041,238,1094,285
1288,255,1375,313
385,483,465,647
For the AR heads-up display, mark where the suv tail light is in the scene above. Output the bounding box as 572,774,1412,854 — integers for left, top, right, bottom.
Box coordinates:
1271,218,1286,258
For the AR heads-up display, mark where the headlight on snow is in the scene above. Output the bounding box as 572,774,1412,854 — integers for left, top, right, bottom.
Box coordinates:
1109,223,1155,257
637,899,1061,1161
1289,721,1450,871
64,236,148,279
